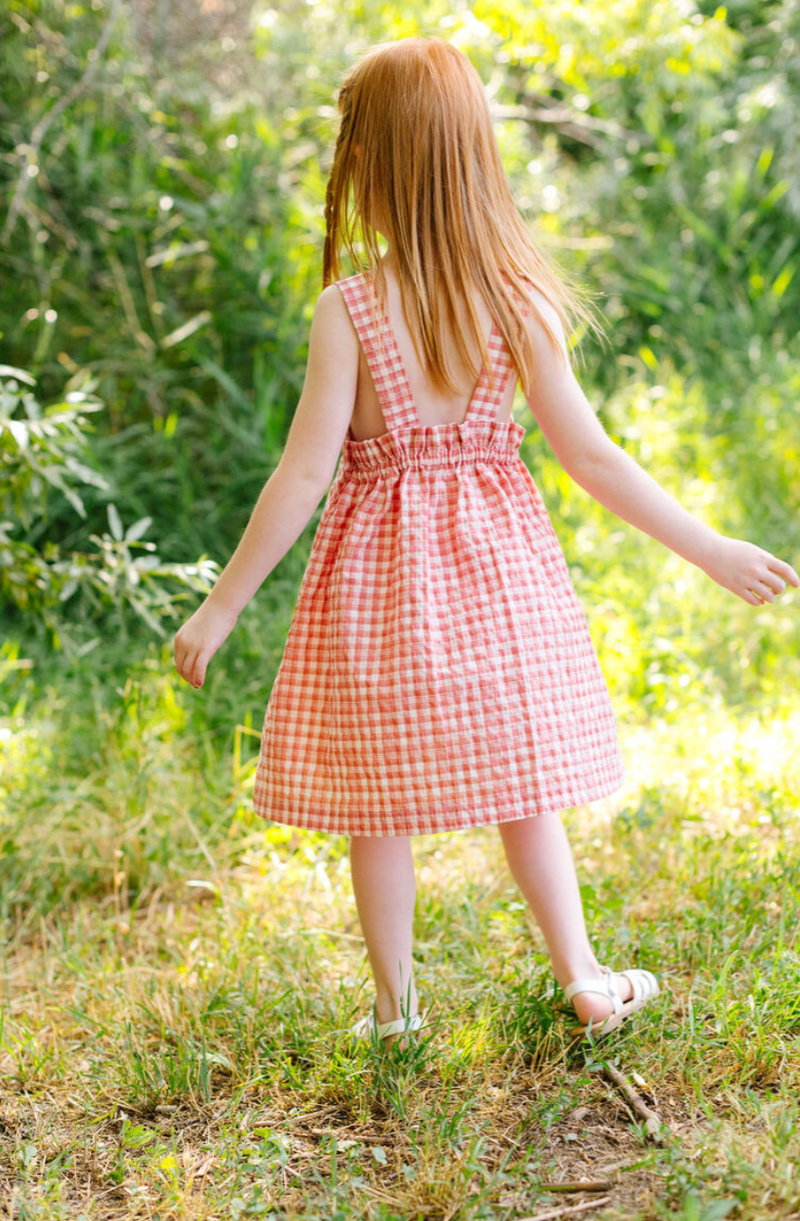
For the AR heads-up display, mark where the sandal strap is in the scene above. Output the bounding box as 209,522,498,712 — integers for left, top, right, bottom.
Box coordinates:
375,1012,423,1038
351,1010,424,1040
563,965,623,1013
616,968,659,1004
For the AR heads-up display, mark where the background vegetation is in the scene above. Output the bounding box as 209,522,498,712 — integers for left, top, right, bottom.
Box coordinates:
1,0,799,1217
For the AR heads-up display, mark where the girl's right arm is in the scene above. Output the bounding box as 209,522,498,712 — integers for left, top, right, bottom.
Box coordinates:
173,285,358,688
520,290,799,605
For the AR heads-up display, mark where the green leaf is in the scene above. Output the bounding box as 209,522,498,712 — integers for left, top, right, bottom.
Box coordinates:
58,579,79,602
701,1198,739,1221
120,1122,158,1149
124,516,153,543
129,596,166,636
38,465,86,517
771,267,794,298
4,419,29,449
107,503,124,541
0,365,36,386
755,146,772,178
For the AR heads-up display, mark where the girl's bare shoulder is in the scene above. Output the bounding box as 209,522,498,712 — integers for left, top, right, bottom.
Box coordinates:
310,283,360,351
523,284,568,359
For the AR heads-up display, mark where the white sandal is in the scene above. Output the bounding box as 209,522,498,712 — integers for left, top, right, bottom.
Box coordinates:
350,1008,425,1042
564,964,660,1038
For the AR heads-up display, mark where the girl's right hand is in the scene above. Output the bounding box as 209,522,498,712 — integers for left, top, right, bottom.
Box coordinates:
702,536,800,606
174,598,239,688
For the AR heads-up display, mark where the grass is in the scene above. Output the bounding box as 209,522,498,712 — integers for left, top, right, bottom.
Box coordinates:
1,655,800,1218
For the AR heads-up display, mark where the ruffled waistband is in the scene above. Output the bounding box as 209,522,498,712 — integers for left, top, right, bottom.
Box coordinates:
337,418,526,480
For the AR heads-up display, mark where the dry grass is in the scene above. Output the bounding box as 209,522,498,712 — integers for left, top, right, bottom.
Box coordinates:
2,677,800,1218
1,703,800,1216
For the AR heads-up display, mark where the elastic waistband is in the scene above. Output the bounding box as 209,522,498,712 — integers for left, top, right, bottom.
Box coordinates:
339,445,523,481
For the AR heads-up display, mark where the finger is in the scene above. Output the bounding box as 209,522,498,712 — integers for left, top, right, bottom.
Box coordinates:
743,588,763,606
768,558,800,586
181,648,198,685
175,634,192,678
191,652,208,688
754,580,777,602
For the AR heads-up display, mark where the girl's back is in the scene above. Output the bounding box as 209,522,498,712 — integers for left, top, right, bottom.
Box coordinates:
347,264,518,442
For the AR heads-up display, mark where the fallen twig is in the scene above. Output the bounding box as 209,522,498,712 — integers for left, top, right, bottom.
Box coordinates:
592,1156,649,1175
539,1180,612,1192
518,1196,613,1221
601,1062,666,1143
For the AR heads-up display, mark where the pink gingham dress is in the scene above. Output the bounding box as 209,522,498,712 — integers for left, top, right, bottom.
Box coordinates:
252,271,626,836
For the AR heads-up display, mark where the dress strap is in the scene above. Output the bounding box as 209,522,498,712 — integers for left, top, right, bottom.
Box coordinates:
336,273,419,434
461,325,518,427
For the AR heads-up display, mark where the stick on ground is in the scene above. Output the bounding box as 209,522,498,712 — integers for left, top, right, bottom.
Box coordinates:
518,1195,613,1221
601,1061,667,1143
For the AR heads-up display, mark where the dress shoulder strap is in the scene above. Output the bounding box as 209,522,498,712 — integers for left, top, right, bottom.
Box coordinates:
336,272,418,434
466,277,538,425
462,326,517,427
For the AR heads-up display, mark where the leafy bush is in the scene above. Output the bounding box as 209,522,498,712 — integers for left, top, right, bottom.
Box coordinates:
0,364,217,650
1,0,799,711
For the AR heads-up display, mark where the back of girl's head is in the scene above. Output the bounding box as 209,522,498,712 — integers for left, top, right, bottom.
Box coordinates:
324,37,604,392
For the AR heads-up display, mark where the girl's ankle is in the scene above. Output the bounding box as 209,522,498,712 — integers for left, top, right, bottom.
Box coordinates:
375,990,418,1026
552,955,605,991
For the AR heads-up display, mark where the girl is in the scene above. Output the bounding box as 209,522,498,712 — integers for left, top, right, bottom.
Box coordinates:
174,37,798,1047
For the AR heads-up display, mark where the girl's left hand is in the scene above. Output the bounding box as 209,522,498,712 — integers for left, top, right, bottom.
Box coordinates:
702,536,800,605
173,599,238,688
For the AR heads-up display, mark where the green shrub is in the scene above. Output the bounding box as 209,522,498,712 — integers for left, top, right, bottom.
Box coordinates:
0,364,216,650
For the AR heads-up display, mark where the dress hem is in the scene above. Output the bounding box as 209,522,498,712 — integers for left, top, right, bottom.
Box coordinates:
251,768,627,837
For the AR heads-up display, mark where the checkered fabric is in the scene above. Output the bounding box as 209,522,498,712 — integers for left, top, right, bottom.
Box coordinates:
252,271,626,836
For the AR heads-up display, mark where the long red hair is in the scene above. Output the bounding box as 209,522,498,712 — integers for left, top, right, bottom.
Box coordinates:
323,36,605,394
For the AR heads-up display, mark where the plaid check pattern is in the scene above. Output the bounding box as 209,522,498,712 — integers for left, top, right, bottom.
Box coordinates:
252,272,626,835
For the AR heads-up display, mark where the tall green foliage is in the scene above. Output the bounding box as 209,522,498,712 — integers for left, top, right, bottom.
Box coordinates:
0,365,216,649
1,0,320,570
1,0,798,707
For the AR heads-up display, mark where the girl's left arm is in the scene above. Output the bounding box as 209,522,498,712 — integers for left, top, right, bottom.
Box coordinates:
519,288,800,606
174,285,358,688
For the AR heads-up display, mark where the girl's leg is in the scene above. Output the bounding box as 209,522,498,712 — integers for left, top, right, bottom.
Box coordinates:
349,834,419,1031
497,811,633,1026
